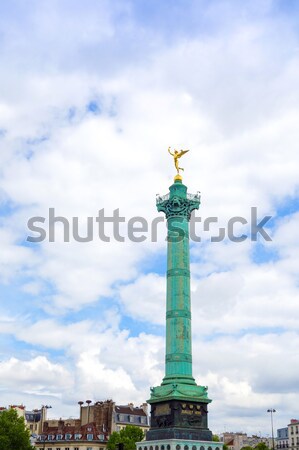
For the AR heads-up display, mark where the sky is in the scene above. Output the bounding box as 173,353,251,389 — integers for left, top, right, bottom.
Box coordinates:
0,0,299,437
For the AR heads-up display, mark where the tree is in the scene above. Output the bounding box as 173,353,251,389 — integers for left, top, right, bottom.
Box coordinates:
107,425,145,450
0,408,33,450
255,443,270,450
213,435,220,442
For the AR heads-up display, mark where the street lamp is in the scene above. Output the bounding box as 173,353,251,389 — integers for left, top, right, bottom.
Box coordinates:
267,409,276,450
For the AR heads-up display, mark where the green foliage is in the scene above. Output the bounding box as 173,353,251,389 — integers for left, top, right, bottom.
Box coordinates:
223,444,229,450
0,408,33,450
107,425,145,450
255,443,270,450
241,446,254,450
212,435,220,442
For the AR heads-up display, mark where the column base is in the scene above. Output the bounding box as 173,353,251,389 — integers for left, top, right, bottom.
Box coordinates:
137,438,222,450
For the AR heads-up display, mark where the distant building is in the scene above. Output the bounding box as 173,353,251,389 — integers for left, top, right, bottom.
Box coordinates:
277,427,288,449
34,400,149,449
222,432,247,450
221,432,271,450
79,400,149,435
36,421,107,450
288,419,299,450
114,402,149,433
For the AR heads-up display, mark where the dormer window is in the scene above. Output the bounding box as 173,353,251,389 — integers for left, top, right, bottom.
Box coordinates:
87,433,93,441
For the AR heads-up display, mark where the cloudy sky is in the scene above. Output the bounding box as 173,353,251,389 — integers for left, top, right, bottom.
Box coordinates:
0,0,299,436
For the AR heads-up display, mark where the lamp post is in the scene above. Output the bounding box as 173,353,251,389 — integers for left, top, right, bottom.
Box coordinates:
267,409,276,450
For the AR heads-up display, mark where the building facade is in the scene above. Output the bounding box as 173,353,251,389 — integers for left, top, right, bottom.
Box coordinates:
35,400,149,449
277,427,288,449
221,432,272,450
79,400,149,435
288,420,299,450
36,421,107,450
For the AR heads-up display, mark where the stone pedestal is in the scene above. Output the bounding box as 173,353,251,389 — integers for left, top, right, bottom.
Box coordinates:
146,400,211,442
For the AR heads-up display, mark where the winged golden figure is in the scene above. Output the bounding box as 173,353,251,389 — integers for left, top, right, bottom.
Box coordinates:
168,146,189,174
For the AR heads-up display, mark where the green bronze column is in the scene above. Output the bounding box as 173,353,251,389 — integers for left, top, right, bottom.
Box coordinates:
161,178,198,385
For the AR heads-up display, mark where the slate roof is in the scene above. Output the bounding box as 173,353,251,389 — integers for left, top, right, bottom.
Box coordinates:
115,405,147,417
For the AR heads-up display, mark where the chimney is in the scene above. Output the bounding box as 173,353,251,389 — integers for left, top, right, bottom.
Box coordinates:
140,403,148,414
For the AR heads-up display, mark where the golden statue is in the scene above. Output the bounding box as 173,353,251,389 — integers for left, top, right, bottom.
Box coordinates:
168,146,189,176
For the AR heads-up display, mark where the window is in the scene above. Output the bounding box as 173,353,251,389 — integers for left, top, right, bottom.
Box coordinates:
65,448,70,450
99,434,104,441
74,434,81,440
87,433,93,440
74,448,79,450
87,447,93,450
87,427,92,431
65,433,72,440
56,434,63,440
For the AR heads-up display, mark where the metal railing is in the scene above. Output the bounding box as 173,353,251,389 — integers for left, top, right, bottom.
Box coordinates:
156,192,200,204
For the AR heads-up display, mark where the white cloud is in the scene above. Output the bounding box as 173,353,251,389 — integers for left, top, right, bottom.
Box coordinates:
0,356,72,394
0,0,299,433
118,273,165,325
